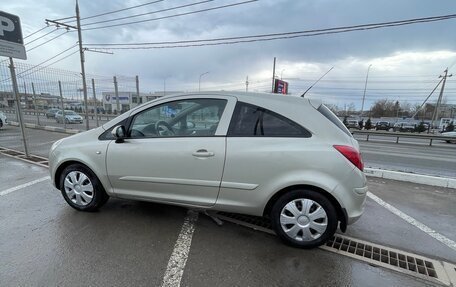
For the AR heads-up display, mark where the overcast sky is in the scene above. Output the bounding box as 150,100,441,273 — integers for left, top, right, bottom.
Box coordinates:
2,0,456,109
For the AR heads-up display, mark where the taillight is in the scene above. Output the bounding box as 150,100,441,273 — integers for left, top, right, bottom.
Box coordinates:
333,145,364,171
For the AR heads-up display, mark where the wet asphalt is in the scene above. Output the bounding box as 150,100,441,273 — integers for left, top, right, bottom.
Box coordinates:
1,155,455,286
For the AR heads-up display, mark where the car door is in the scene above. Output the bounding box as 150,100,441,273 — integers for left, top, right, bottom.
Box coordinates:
105,95,236,206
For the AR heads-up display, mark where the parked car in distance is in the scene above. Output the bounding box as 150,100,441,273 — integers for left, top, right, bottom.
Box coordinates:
0,111,7,129
346,120,360,129
46,108,60,119
49,92,367,249
441,131,456,143
393,122,416,132
375,121,390,131
55,110,83,124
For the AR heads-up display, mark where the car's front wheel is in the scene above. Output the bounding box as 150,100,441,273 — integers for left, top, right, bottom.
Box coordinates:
59,164,109,211
271,189,338,248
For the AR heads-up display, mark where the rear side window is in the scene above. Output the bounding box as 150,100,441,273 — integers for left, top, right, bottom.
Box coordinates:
228,102,311,137
317,104,352,137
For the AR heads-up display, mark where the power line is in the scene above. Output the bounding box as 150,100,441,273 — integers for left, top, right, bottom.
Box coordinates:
25,28,59,46
23,25,51,39
81,0,165,21
82,0,258,31
27,31,69,52
82,0,215,26
61,0,166,24
85,13,456,48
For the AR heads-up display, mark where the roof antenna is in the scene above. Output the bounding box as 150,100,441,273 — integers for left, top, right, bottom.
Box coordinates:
301,67,334,97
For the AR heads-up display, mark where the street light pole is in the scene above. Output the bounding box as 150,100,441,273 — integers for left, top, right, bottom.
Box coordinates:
199,72,209,92
361,64,372,117
280,69,285,80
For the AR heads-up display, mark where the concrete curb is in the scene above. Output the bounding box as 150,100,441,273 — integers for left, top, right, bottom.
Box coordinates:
365,168,456,189
9,121,82,135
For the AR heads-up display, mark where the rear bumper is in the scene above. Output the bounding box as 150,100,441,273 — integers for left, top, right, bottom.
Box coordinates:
331,171,368,226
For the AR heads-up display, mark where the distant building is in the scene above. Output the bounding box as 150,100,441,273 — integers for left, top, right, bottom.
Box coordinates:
424,103,456,119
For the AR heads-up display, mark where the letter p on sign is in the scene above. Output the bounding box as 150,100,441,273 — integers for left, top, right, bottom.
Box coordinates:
0,16,14,36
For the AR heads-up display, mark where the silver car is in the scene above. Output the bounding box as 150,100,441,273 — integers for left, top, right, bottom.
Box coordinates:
55,110,83,124
49,92,367,248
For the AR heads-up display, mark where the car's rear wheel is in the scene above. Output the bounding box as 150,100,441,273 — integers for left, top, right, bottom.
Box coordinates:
60,164,109,211
0,119,3,128
271,189,337,248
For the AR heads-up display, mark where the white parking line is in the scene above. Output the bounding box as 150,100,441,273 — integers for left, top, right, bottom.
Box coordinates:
367,191,456,252
0,176,50,197
162,210,199,287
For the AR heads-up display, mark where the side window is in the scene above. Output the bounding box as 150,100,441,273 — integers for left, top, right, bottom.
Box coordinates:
129,99,227,138
228,102,311,137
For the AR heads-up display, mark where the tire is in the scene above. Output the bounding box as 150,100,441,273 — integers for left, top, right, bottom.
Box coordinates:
59,164,109,212
65,119,69,124
271,189,338,249
0,119,3,128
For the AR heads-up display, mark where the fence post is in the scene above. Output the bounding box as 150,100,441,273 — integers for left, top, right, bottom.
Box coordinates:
8,58,29,157
31,82,40,126
114,76,119,113
92,78,99,127
59,81,66,130
136,75,140,107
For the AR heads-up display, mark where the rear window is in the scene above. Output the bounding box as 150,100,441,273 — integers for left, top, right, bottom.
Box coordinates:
317,104,352,137
228,102,311,137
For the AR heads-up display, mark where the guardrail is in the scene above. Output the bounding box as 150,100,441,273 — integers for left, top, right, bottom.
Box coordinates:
352,130,456,146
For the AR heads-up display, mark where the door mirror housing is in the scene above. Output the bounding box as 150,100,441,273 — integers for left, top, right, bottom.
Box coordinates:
112,125,126,143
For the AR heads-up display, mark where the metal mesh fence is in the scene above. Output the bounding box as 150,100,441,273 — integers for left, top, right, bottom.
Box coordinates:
0,59,138,158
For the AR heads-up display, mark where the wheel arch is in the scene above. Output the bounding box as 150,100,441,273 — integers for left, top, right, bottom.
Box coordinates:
263,184,347,232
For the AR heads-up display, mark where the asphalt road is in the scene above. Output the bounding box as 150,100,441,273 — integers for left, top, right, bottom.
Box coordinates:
1,124,455,178
0,156,455,286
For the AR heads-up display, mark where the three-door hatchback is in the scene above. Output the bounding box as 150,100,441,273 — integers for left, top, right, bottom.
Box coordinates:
49,92,367,248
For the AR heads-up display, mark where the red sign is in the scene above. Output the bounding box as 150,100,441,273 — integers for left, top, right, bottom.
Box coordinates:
274,79,288,94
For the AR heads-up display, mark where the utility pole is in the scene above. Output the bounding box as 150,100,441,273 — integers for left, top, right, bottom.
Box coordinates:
245,76,249,92
271,57,276,93
76,1,89,130
430,68,452,131
46,1,89,130
199,72,209,92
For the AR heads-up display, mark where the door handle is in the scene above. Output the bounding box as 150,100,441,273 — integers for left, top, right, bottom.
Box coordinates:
192,149,215,157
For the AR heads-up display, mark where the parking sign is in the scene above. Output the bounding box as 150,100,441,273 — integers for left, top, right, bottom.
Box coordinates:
0,10,26,60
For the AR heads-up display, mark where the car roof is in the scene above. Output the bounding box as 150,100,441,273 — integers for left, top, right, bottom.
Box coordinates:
157,91,319,109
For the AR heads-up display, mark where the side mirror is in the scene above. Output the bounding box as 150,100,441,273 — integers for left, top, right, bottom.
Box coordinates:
112,125,126,143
